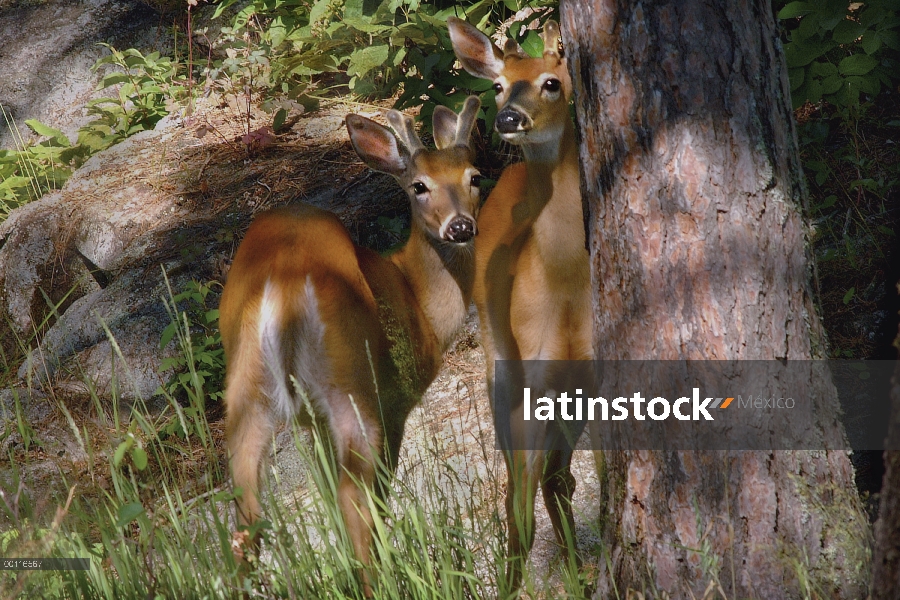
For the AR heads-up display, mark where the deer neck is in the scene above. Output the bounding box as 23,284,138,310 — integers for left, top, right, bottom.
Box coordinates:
523,118,587,272
390,226,474,351
521,117,577,167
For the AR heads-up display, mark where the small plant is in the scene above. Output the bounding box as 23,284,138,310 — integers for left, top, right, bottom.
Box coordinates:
0,107,83,219
157,278,225,408
82,45,188,151
204,1,318,143
112,424,149,474
775,0,900,358
777,0,900,113
0,45,189,221
207,0,557,138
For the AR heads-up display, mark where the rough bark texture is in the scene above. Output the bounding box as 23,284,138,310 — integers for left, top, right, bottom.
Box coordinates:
872,330,900,599
560,0,871,597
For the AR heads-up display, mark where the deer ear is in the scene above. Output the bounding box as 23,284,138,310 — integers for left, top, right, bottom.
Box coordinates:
448,16,505,81
541,20,562,59
454,95,481,151
346,115,407,177
432,105,458,150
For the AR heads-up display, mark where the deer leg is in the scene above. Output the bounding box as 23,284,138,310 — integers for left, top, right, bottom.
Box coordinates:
226,381,274,560
541,447,579,565
504,448,543,594
330,398,381,597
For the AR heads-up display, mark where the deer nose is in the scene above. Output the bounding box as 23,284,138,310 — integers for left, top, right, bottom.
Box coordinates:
445,216,476,243
495,108,528,133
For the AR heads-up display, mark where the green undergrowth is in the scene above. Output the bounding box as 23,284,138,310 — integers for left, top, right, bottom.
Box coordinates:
776,0,900,358
0,400,505,599
0,46,189,221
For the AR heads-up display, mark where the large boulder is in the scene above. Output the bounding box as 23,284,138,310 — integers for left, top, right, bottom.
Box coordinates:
0,0,169,149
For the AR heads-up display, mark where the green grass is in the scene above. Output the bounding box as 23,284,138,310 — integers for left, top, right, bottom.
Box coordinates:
0,385,505,599
0,282,514,600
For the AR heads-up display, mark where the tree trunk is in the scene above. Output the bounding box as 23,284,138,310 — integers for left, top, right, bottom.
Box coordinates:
560,1,872,598
872,329,900,599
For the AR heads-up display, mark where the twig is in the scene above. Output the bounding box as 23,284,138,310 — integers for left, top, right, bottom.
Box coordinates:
339,171,374,197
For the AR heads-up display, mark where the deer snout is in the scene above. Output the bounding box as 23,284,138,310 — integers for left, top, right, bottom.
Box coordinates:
444,216,476,243
495,108,531,134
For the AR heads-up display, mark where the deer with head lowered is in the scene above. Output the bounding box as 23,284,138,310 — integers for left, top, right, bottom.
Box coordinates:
219,96,482,595
448,17,600,592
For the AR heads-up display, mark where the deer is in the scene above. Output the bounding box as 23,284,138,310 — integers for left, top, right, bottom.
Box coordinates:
448,17,600,593
218,96,482,595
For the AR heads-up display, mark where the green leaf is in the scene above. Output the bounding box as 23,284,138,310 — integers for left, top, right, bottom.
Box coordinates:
343,0,363,19
295,95,320,112
347,44,390,78
777,1,813,19
845,74,880,95
268,18,287,47
159,322,177,350
211,0,241,19
97,73,132,90
819,7,845,32
877,225,895,236
797,13,821,40
116,502,144,528
838,54,878,75
832,19,866,44
0,176,33,190
880,29,900,51
807,158,827,176
24,120,68,144
309,0,331,25
113,438,131,468
861,31,882,54
860,6,888,29
342,16,392,34
810,61,838,77
132,447,148,471
806,77,824,103
520,30,543,58
820,248,837,262
785,39,835,67
820,74,843,94
789,67,805,92
815,168,828,186
273,108,287,132
842,287,855,305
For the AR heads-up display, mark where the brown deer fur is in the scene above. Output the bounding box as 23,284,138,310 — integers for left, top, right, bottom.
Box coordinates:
449,17,597,592
220,97,482,594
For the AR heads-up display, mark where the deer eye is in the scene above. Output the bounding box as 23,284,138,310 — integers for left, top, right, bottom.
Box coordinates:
470,174,483,188
543,78,561,93
492,83,503,94
412,182,428,195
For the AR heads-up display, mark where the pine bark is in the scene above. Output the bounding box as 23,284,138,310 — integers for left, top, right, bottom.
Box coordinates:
872,339,900,599
559,0,872,597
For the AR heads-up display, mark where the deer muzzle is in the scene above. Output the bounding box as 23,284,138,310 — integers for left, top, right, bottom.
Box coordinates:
495,105,533,134
444,216,476,243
